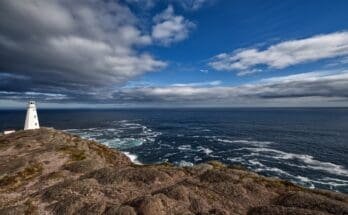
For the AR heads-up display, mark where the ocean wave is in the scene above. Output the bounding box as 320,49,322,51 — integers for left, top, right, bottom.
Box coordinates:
197,146,213,155
227,154,347,192
65,120,161,150
217,138,272,147
164,152,177,158
249,159,265,167
322,177,348,183
176,160,194,167
295,176,348,189
178,145,192,151
238,147,348,177
294,176,316,189
194,156,203,162
100,138,145,149
123,152,142,165
254,166,292,177
227,157,245,163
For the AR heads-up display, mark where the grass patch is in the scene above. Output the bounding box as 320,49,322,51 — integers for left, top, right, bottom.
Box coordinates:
0,163,43,189
247,175,304,192
0,139,11,149
59,146,86,161
89,143,118,163
265,179,302,190
228,164,248,171
207,160,226,169
24,200,38,215
45,171,65,180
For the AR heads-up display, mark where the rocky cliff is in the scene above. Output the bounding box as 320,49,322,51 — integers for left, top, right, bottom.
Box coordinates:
0,128,347,215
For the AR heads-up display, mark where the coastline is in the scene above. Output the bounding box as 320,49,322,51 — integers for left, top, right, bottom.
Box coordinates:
0,128,347,214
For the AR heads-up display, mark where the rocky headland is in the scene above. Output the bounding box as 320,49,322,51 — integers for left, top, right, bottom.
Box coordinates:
0,128,347,214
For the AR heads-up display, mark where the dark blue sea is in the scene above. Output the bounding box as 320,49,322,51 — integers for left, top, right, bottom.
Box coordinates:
1,108,348,193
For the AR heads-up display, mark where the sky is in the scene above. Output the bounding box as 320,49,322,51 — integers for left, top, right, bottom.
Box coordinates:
1,0,348,108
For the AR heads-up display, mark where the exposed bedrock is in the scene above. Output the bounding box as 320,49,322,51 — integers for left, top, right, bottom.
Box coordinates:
0,128,347,214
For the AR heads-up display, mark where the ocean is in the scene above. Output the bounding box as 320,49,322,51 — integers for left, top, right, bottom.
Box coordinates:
1,108,347,193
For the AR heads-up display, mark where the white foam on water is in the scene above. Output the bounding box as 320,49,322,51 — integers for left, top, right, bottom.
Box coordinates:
202,129,211,132
164,152,177,158
295,176,316,189
178,145,192,151
66,120,161,150
217,138,272,147
161,143,173,148
310,178,348,187
322,177,348,183
101,137,145,149
194,156,203,162
238,147,348,177
296,175,311,183
176,160,194,167
309,184,316,189
227,157,245,163
254,166,292,177
249,159,265,167
123,152,142,165
197,146,213,155
231,150,347,191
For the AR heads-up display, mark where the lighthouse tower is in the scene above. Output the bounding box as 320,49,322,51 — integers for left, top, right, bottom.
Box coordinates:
24,101,40,130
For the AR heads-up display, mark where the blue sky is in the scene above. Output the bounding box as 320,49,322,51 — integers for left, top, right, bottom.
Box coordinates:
141,0,348,85
1,0,348,108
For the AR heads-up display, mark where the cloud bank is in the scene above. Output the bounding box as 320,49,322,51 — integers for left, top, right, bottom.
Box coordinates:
209,32,348,75
3,70,347,107
109,70,348,106
0,0,196,94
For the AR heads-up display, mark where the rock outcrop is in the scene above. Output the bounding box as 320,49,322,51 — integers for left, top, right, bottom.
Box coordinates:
0,128,347,214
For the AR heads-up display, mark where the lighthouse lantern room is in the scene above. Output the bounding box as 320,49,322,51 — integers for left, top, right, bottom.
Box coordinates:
24,101,40,130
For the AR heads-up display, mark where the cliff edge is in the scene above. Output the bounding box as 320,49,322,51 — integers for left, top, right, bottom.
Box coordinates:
0,128,347,214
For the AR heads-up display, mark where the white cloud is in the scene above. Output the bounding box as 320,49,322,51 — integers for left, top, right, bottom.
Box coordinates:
171,80,221,87
209,31,348,74
175,0,213,10
126,0,214,11
3,70,348,107
0,91,68,101
124,0,157,9
0,0,166,88
152,5,195,45
111,70,348,106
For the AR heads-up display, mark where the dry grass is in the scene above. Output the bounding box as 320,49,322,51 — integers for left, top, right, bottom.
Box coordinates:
59,146,86,161
88,143,118,163
247,175,304,192
207,160,226,169
24,200,38,215
0,162,43,189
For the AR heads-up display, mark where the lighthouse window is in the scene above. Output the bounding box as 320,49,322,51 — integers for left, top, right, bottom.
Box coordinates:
34,115,36,118
35,123,37,126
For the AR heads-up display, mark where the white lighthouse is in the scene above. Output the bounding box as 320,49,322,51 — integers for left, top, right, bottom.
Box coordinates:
24,101,40,130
